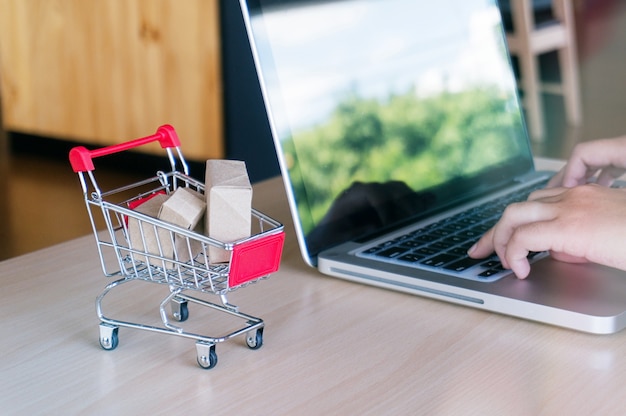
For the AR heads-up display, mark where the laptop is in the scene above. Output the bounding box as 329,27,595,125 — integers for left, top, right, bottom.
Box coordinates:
239,0,626,334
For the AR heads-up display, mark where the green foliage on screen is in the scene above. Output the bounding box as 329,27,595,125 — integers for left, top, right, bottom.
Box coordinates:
283,87,523,234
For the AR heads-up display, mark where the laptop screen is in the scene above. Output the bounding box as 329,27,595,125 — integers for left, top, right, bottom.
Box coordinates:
241,0,534,259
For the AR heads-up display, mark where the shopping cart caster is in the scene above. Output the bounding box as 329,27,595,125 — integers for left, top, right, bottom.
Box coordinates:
99,323,119,350
246,327,264,350
171,298,189,322
196,341,218,369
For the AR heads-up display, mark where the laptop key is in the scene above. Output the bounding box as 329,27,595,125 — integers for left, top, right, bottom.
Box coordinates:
377,246,409,258
479,269,502,278
412,234,439,243
446,222,466,231
431,240,455,250
431,227,457,237
481,260,502,268
458,229,481,238
448,246,472,256
443,256,484,272
400,240,422,248
415,247,438,256
445,235,467,244
421,253,458,267
363,246,381,254
397,253,424,263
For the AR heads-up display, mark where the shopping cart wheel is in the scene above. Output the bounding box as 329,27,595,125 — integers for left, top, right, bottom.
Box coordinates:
246,327,264,350
99,323,119,350
196,341,218,370
171,298,189,322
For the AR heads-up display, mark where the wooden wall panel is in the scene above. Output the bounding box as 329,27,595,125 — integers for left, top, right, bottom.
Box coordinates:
0,0,223,160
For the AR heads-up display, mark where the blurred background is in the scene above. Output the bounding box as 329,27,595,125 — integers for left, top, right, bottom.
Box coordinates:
1,0,626,260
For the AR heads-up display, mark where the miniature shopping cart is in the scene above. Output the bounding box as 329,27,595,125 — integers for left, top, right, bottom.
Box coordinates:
69,125,285,369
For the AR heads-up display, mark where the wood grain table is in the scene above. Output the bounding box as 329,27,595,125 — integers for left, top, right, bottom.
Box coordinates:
2,158,626,415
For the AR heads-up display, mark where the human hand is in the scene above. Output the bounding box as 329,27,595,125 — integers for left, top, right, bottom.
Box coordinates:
468,184,626,279
548,137,626,188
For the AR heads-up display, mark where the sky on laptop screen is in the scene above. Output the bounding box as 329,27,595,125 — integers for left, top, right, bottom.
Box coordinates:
249,0,530,250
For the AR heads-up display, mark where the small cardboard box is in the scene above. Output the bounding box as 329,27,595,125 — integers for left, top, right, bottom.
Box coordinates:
158,187,206,232
205,160,252,263
158,187,206,264
127,193,170,265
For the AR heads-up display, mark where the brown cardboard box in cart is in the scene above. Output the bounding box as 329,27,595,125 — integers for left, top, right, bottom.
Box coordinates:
127,193,170,266
158,187,206,264
127,188,206,268
205,160,252,263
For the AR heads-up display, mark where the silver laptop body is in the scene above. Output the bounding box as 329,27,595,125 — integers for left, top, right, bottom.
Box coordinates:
239,0,626,334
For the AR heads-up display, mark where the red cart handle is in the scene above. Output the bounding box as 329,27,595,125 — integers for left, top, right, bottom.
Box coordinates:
69,124,181,172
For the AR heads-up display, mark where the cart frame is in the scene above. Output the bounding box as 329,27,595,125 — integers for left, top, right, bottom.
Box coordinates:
70,125,285,369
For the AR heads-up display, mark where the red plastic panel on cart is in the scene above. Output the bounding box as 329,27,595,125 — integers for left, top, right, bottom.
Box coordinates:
228,232,285,287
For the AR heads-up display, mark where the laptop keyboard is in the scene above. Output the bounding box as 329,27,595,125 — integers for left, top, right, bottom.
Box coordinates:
358,180,549,282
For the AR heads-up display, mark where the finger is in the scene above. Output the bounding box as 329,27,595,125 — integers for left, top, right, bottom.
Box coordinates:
468,226,495,259
551,158,593,187
526,186,567,202
503,221,563,278
547,165,598,188
468,200,557,268
596,167,626,187
557,143,600,187
546,169,565,188
493,200,558,258
557,138,626,187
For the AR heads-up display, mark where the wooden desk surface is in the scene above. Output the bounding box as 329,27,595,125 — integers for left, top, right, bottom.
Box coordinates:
2,159,626,414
